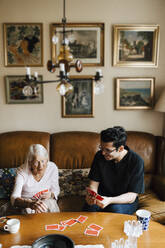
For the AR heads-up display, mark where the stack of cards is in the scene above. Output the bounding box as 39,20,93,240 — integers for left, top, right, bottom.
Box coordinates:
84,224,103,237
45,215,88,231
87,188,104,201
32,189,48,200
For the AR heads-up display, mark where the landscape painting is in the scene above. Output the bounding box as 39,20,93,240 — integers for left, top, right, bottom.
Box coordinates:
115,77,155,110
113,25,160,67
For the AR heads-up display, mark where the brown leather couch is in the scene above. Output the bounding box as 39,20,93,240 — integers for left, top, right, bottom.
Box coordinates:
0,130,165,224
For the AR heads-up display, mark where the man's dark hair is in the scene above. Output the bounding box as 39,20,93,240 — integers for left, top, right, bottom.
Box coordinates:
100,126,127,149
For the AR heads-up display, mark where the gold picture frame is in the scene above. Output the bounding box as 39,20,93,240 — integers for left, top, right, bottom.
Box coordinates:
113,24,160,67
62,75,94,118
4,23,43,67
51,23,104,66
115,77,155,110
5,75,44,104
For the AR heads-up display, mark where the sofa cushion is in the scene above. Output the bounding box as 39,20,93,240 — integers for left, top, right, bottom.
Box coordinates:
0,168,16,199
139,190,165,224
58,168,90,198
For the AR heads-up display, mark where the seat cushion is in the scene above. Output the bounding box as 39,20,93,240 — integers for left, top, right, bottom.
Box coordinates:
139,190,165,224
58,195,85,212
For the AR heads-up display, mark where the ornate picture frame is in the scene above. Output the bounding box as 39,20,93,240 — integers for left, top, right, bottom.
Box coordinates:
51,23,104,66
5,75,44,104
62,75,94,117
115,77,155,110
4,23,43,67
113,24,160,67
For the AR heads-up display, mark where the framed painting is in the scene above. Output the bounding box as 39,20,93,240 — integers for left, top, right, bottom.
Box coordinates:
4,23,43,67
5,75,44,104
115,77,155,110
51,23,104,66
113,24,160,67
62,75,94,117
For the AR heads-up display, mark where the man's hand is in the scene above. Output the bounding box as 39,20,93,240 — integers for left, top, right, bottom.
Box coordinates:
86,191,97,206
96,196,112,208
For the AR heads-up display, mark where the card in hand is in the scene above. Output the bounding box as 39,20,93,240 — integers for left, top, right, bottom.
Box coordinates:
86,187,97,197
88,223,103,231
76,215,88,223
33,189,49,199
84,228,99,236
95,194,104,201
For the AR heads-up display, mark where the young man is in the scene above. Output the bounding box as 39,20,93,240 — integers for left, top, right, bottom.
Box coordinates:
83,126,144,214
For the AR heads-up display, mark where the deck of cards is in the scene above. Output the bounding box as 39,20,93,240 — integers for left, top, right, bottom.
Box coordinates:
87,188,104,201
32,189,49,200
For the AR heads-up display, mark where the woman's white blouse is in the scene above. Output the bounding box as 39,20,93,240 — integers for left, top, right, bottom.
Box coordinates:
11,161,60,205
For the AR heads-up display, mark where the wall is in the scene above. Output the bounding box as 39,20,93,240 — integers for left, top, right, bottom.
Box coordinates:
0,0,165,135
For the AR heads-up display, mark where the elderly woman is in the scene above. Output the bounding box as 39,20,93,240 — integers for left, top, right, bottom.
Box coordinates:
10,144,60,214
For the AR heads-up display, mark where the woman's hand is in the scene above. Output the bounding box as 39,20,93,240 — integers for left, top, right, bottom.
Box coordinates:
30,199,48,213
40,190,52,200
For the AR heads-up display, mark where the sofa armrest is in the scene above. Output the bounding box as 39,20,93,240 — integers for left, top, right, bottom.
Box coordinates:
151,175,165,201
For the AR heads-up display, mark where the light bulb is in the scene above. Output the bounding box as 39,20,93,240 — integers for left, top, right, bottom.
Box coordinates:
68,34,75,43
52,35,59,44
94,80,104,95
22,86,33,96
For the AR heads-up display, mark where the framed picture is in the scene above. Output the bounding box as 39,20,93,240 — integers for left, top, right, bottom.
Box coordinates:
5,75,44,104
51,23,104,66
113,24,160,67
4,23,43,67
115,77,155,110
62,76,94,117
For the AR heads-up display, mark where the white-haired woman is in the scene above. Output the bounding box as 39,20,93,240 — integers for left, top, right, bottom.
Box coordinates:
10,144,60,214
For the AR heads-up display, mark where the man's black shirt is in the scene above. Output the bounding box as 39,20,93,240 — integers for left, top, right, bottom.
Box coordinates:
88,146,144,197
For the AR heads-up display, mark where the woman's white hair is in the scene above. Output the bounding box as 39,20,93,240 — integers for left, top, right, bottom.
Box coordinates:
26,144,48,162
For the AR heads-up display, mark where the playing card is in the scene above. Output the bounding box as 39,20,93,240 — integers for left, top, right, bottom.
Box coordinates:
84,228,99,236
96,194,104,201
76,215,88,223
45,224,60,230
86,188,97,197
64,218,77,226
60,219,72,226
88,223,103,231
33,189,48,199
45,224,67,231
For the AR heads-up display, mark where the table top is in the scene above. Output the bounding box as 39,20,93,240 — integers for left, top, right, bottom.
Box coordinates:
0,212,165,248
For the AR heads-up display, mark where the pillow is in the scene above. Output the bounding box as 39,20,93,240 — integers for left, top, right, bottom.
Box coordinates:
0,168,17,199
58,169,73,198
58,168,90,198
72,168,90,196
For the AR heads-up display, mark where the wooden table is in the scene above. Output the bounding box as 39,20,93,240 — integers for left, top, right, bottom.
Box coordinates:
0,212,165,247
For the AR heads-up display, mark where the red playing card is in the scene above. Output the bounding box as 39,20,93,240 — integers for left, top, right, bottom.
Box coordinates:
65,219,77,226
84,228,99,236
87,188,97,197
96,194,104,201
88,223,103,231
76,215,88,223
45,224,60,230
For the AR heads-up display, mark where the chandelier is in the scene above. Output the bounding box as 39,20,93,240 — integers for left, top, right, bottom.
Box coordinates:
22,0,104,97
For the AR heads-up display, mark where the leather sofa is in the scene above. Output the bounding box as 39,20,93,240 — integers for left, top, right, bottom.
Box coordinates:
0,130,165,224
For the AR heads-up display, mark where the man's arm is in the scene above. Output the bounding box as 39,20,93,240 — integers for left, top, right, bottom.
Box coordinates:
96,192,137,209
